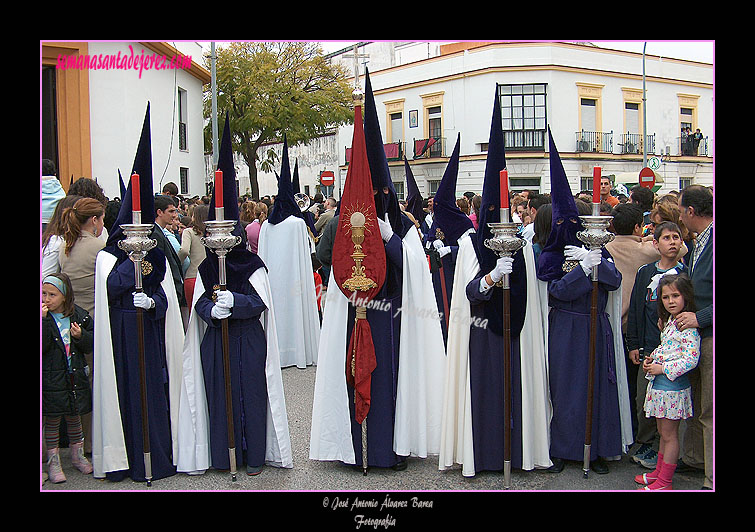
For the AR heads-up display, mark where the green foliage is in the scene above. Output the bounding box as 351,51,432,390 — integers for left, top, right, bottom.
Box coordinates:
203,42,354,196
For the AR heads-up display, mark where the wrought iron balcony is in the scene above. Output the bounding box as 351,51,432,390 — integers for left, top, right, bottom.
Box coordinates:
677,135,708,156
617,132,656,155
413,136,445,159
345,141,404,165
503,130,546,152
575,130,613,153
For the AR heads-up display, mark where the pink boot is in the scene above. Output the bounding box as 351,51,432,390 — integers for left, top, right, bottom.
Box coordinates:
70,440,93,474
47,449,66,484
642,461,676,490
635,453,664,486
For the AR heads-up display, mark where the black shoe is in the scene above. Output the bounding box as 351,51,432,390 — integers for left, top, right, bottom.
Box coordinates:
590,458,609,475
391,460,407,471
246,464,263,476
675,460,702,474
547,457,564,473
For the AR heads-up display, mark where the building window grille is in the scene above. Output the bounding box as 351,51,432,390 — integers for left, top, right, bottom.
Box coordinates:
498,83,547,151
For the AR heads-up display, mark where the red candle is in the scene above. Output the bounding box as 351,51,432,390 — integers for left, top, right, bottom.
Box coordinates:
592,166,601,204
215,169,223,209
499,169,509,209
131,173,141,212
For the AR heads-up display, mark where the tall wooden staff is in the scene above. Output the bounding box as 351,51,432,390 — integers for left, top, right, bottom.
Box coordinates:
117,172,157,486
202,169,242,481
332,77,386,476
577,167,615,478
483,169,525,489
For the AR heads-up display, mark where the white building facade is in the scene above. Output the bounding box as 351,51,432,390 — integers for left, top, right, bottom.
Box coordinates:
43,41,211,201
248,41,713,201
87,41,210,200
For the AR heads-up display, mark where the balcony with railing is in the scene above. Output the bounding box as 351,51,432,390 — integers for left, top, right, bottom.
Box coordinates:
504,130,546,152
413,136,446,159
678,135,709,156
574,130,657,155
617,132,655,155
345,141,405,165
575,130,613,153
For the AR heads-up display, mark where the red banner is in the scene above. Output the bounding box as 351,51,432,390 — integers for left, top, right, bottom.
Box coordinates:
332,103,386,424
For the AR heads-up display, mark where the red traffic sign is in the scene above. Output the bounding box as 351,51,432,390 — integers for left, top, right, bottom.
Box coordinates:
320,170,335,186
638,167,656,189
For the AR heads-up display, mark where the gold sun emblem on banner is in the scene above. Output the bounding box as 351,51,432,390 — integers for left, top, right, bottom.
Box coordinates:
340,203,378,293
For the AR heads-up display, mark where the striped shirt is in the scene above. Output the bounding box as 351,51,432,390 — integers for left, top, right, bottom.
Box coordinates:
690,221,712,275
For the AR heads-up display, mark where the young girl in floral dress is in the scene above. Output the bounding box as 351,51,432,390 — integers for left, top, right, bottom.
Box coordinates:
636,273,700,490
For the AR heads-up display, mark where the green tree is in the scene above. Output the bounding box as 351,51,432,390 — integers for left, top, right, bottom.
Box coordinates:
204,42,354,198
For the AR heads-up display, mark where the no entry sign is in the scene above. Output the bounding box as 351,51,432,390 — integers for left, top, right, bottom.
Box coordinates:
638,167,656,189
320,170,335,186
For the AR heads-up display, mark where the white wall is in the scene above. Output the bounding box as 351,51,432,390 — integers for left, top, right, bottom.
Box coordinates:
88,42,207,200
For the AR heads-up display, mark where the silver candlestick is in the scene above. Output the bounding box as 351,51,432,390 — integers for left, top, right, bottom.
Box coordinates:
484,207,526,489
484,209,527,289
117,223,158,290
200,218,241,480
201,219,242,287
576,206,615,282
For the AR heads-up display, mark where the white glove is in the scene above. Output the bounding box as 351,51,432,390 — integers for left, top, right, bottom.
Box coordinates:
215,290,234,309
433,239,451,257
564,245,589,261
579,249,602,276
211,305,232,320
490,256,514,283
378,217,394,242
133,292,155,310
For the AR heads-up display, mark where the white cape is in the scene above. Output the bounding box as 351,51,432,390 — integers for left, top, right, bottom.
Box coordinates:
174,266,293,473
257,215,320,368
607,277,634,455
439,230,552,476
309,225,446,462
91,250,185,478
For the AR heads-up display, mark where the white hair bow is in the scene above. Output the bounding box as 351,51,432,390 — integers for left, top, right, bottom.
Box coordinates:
647,267,681,294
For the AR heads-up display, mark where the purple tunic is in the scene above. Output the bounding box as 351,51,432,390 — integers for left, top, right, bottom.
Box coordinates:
195,269,268,470
346,232,404,468
105,247,176,482
465,251,527,471
547,258,622,461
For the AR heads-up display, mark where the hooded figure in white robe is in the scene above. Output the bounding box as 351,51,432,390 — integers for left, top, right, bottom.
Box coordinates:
309,70,446,469
174,114,293,475
92,104,184,482
257,137,320,369
439,91,552,477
